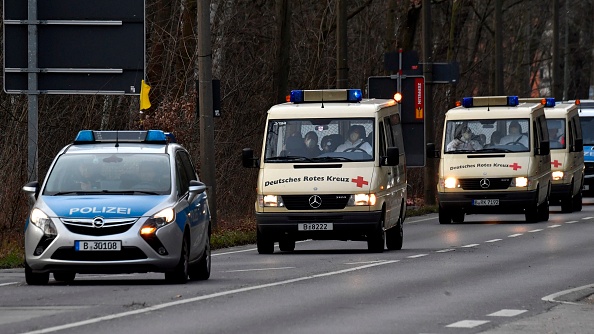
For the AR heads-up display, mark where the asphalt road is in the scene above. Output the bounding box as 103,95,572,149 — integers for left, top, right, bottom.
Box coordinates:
2,201,594,334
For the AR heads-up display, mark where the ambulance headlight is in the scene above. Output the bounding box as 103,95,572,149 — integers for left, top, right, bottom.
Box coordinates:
258,194,285,207
552,171,564,181
512,177,528,187
30,208,57,237
443,177,459,189
142,208,175,235
348,193,376,206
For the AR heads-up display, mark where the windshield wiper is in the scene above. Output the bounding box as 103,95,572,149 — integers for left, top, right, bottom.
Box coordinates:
265,156,314,162
311,156,353,162
479,148,513,153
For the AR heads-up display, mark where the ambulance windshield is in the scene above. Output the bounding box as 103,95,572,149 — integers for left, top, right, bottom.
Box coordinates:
444,119,530,153
264,118,374,162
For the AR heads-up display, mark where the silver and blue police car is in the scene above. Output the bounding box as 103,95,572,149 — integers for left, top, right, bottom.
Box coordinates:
22,130,211,285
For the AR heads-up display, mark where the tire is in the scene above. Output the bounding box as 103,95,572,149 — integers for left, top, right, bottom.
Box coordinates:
537,197,550,222
25,262,49,286
189,228,211,281
560,183,574,213
367,214,385,253
165,234,189,284
386,218,403,251
257,229,274,254
452,212,465,223
525,202,539,223
439,206,452,224
53,272,76,283
573,191,583,212
278,239,295,252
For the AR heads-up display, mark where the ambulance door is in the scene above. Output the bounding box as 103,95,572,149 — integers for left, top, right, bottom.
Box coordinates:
534,115,551,203
568,114,584,193
380,117,398,228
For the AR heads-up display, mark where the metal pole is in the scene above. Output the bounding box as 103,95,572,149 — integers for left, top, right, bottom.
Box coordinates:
494,0,504,95
552,0,561,100
27,0,39,182
197,0,217,227
422,0,436,206
336,0,348,89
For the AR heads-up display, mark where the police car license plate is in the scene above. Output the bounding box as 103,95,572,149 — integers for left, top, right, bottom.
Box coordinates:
298,223,333,231
472,199,499,206
75,240,121,251
584,185,590,191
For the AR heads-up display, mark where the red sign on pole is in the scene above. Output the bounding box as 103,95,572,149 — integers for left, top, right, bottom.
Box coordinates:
415,77,424,120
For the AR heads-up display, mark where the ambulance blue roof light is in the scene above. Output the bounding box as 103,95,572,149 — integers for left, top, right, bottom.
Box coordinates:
461,96,519,108
289,89,363,103
544,98,555,107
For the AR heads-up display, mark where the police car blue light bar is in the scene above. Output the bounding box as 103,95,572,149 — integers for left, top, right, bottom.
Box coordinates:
461,96,519,108
289,89,363,103
74,130,169,144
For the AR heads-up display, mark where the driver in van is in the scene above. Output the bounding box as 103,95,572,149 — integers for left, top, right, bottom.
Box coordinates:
335,125,372,155
501,121,529,147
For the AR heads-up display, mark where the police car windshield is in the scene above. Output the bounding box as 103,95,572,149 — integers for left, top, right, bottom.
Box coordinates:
580,116,594,146
444,119,530,153
264,118,374,162
43,153,171,195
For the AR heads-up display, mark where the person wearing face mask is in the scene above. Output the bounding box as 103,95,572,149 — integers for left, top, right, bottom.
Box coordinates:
335,125,372,155
304,131,322,157
446,125,483,151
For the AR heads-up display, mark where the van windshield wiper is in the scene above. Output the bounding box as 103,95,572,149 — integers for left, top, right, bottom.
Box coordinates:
265,156,314,162
311,156,353,162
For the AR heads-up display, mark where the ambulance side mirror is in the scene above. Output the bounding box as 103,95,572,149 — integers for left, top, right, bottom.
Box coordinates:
242,148,259,168
572,138,583,152
426,143,440,158
380,147,399,166
536,141,550,156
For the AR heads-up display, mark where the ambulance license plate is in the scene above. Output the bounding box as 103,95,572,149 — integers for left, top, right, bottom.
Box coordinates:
75,240,121,251
298,223,333,231
472,199,499,206
583,185,590,191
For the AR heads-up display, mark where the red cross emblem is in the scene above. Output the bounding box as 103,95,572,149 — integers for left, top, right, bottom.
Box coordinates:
352,176,369,188
551,160,562,168
510,162,522,171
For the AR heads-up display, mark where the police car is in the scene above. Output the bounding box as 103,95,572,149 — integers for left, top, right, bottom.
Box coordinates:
22,130,211,285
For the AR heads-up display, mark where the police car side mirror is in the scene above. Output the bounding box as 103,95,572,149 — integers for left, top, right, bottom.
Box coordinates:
536,141,550,156
381,147,399,166
426,143,440,158
188,180,207,203
572,138,583,152
242,148,259,168
22,181,40,202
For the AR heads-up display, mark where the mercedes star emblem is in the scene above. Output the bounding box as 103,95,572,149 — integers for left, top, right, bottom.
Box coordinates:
308,195,322,209
479,178,490,189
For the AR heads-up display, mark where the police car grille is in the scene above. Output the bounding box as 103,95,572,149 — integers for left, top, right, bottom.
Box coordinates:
51,246,147,261
61,219,137,236
585,163,594,175
459,178,512,190
282,195,349,210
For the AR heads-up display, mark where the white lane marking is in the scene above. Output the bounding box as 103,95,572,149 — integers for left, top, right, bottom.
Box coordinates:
344,260,388,265
565,220,578,224
436,249,454,253
405,216,437,223
547,224,562,228
542,283,594,305
407,254,428,258
461,244,479,248
446,320,490,328
581,217,593,220
0,282,19,287
213,240,310,256
487,309,527,317
528,229,543,233
485,239,502,243
223,267,295,273
20,260,399,334
508,233,523,238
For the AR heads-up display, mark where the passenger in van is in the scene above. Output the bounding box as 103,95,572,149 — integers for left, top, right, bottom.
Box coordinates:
283,135,307,157
501,121,528,147
446,125,483,151
304,131,322,157
321,134,342,153
490,131,503,145
548,121,565,148
335,125,372,155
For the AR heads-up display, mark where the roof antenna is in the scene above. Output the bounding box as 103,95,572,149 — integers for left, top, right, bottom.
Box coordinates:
115,130,120,148
321,90,325,108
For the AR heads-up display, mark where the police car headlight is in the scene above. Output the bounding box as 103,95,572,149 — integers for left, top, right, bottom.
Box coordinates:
348,193,376,206
258,195,284,207
552,171,564,181
142,208,176,235
30,208,57,237
443,177,459,189
512,177,528,187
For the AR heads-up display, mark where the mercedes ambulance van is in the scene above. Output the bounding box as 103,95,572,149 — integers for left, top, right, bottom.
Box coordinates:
520,98,584,212
431,96,551,224
242,89,407,253
576,100,594,195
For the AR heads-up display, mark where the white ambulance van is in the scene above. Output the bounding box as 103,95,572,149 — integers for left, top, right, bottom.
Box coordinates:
242,89,407,253
431,96,551,224
576,100,594,195
520,98,584,212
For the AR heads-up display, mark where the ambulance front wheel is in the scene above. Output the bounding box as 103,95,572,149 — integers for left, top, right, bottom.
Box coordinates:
257,229,275,254
279,239,295,252
438,206,452,224
385,217,403,250
367,214,386,253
